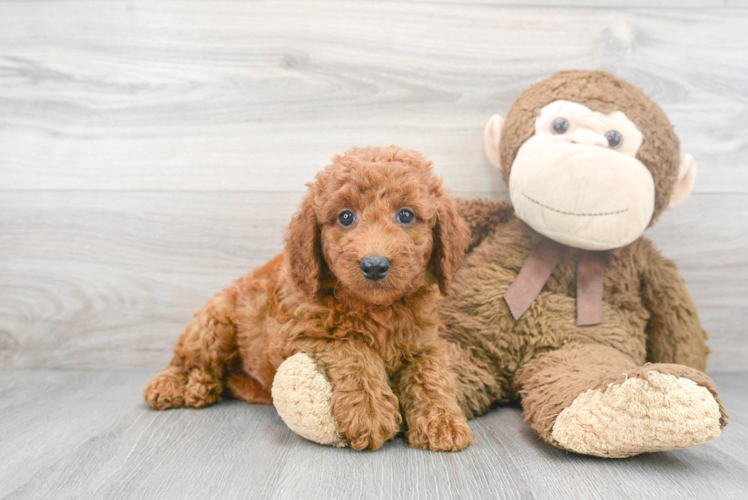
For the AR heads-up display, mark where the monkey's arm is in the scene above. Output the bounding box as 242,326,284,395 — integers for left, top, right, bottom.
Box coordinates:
455,198,514,252
637,239,709,371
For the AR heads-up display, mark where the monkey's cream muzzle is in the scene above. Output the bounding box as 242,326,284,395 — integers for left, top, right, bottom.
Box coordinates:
510,136,655,250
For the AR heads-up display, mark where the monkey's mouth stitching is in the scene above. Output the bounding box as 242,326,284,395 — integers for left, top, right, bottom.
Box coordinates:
523,193,629,217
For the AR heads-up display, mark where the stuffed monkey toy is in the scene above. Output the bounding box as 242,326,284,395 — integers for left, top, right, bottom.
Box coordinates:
272,70,728,457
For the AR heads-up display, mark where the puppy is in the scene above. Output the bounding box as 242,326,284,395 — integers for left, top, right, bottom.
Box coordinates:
143,146,473,452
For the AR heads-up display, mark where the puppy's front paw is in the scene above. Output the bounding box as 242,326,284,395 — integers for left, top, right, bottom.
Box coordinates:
143,366,187,410
407,410,474,452
336,393,402,451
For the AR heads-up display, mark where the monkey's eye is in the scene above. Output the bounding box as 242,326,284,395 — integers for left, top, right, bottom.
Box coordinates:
552,118,570,134
605,130,622,148
396,209,415,225
338,210,356,227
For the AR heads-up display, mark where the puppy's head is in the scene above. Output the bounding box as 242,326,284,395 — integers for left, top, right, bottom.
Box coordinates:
285,146,469,306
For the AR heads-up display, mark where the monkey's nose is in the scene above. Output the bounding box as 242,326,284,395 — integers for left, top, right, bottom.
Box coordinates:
360,256,390,281
569,129,608,148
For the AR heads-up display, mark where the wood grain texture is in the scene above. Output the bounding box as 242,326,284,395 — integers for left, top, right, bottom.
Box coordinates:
0,2,747,194
1,370,747,500
1,190,745,371
364,1,746,7
0,371,148,498
0,2,746,369
1,0,745,6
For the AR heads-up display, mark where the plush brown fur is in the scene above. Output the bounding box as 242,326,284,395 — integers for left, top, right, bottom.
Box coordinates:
143,146,474,452
443,197,727,451
439,71,727,454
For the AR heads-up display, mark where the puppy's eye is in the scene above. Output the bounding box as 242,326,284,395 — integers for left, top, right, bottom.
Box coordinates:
397,209,415,225
605,130,622,148
552,117,570,134
338,210,355,227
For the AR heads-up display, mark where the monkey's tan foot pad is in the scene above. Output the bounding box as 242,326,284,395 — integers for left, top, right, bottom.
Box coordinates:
272,353,347,447
552,370,722,458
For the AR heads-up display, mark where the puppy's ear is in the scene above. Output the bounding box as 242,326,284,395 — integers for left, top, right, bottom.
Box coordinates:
430,186,470,296
285,190,324,298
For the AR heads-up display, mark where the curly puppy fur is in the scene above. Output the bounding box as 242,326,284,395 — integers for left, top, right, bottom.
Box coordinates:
144,146,473,452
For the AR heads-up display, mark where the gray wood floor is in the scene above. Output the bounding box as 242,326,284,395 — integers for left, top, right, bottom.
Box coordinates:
0,370,746,500
1,1,747,499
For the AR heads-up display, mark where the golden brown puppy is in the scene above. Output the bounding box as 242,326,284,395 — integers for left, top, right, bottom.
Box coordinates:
143,146,473,452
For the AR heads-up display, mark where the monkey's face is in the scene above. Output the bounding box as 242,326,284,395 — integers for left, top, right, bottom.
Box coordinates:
484,71,696,250
508,100,655,250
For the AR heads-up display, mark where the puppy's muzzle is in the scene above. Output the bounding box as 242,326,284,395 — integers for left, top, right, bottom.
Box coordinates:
360,255,390,281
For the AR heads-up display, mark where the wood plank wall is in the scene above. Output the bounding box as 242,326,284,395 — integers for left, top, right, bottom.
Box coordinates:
1,1,746,371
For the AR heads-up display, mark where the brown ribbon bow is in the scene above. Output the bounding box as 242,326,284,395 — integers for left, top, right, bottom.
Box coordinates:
504,237,622,326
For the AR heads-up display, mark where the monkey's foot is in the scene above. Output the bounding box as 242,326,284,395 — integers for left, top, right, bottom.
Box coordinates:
272,353,347,447
552,366,727,458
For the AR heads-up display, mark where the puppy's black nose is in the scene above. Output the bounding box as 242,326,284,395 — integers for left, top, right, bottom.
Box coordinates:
360,256,390,281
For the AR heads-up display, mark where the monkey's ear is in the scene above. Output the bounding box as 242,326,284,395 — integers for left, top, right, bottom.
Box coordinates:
667,154,697,210
483,115,505,169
